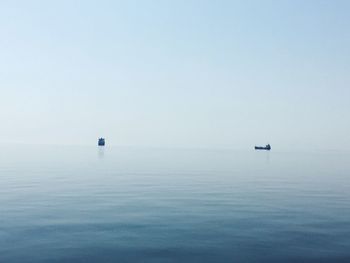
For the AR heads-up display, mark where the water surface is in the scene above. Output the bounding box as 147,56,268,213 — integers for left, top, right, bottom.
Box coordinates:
0,145,349,262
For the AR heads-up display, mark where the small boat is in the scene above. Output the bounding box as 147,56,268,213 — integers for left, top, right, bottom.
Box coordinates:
255,144,271,151
98,138,105,146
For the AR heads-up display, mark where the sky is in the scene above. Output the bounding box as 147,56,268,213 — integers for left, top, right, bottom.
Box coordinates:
1,0,350,150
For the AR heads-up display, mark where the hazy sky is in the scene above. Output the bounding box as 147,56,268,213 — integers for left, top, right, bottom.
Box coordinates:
1,0,349,149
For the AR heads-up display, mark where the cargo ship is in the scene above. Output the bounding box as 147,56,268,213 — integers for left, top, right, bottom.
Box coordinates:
98,138,105,146
255,144,271,150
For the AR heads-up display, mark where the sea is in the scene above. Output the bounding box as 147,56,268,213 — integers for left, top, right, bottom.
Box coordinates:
0,145,349,263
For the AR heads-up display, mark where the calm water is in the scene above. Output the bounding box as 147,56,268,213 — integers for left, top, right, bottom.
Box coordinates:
0,145,350,263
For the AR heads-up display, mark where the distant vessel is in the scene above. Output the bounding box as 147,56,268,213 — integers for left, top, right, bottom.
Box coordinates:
255,144,271,151
98,138,105,146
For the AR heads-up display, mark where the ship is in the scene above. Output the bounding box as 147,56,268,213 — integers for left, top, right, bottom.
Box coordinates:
255,144,271,151
98,138,105,146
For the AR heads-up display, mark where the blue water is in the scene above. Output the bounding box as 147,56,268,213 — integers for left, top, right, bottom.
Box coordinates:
1,145,350,262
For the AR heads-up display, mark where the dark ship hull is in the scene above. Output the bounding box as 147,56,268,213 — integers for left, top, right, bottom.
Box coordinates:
255,145,271,151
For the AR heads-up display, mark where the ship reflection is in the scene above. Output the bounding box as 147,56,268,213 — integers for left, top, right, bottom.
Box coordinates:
98,147,105,159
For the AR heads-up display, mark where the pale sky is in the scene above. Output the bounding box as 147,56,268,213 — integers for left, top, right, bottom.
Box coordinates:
1,0,349,150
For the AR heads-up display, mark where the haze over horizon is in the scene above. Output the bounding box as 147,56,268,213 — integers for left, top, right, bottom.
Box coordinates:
1,0,350,150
